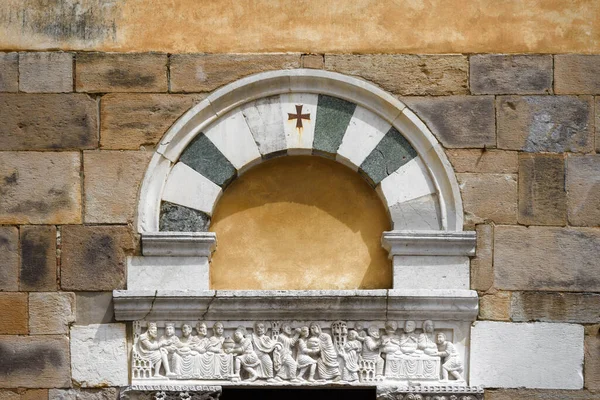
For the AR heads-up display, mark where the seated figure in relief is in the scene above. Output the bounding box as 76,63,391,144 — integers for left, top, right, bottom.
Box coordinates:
417,320,438,356
309,322,341,381
436,332,464,381
380,321,402,356
251,322,282,381
296,326,318,381
205,321,234,379
135,322,174,377
158,323,180,377
171,323,201,378
275,323,301,382
399,320,422,355
226,327,260,382
340,330,362,382
357,325,384,378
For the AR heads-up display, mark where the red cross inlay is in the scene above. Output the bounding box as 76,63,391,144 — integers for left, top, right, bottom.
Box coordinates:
288,105,311,129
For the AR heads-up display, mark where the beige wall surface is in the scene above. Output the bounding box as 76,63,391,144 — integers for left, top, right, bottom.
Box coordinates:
0,0,598,54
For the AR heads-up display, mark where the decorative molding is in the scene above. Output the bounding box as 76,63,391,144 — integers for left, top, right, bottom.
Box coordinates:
142,232,217,258
377,385,484,400
120,385,221,400
382,231,477,257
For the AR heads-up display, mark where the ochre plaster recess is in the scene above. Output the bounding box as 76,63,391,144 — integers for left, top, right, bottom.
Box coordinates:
0,0,598,53
209,156,392,290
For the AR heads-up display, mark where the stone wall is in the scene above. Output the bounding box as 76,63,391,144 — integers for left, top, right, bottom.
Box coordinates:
0,52,599,399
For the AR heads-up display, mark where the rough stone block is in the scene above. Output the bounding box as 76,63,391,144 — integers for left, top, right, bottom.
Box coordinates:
75,292,114,325
470,54,553,94
0,94,98,150
446,149,518,174
29,292,75,335
0,390,19,400
585,326,600,390
302,54,324,69
479,291,511,321
21,390,49,400
484,389,600,400
0,293,28,334
19,52,73,93
325,54,468,95
159,201,211,232
61,225,136,291
555,55,600,94
494,226,600,292
70,324,128,387
0,53,18,92
596,98,600,153
457,173,518,227
127,256,209,290
100,93,204,150
0,226,18,291
84,150,152,223
471,321,584,389
20,225,57,291
497,95,593,153
512,292,600,323
471,224,493,292
0,152,81,224
567,155,600,226
49,388,119,400
170,53,301,92
402,96,495,148
518,153,566,226
0,335,71,388
76,52,167,92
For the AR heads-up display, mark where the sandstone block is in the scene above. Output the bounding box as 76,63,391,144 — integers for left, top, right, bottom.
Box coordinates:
19,52,73,93
61,225,136,291
75,292,114,325
0,53,18,92
20,225,57,291
0,152,81,224
555,55,600,94
70,324,127,387
325,54,468,95
0,390,19,399
302,54,324,69
471,321,583,389
100,93,204,149
494,226,600,292
512,292,600,324
29,292,75,334
0,94,98,150
402,96,495,148
497,95,593,153
596,98,600,153
0,226,18,291
470,54,553,94
0,335,71,388
567,155,600,226
0,293,28,334
518,153,566,226
485,389,600,400
49,388,118,400
76,53,167,92
457,173,517,227
84,151,152,223
21,390,49,400
479,291,511,321
585,327,600,390
471,224,494,292
446,149,518,174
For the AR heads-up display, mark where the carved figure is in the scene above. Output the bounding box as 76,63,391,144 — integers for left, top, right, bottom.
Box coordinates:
381,321,402,355
227,327,260,382
417,320,438,356
171,323,202,378
399,321,421,355
275,323,301,381
251,322,282,380
207,322,225,353
436,333,464,381
340,330,362,381
205,322,234,379
355,323,367,338
296,326,318,381
358,325,384,378
309,322,341,381
135,322,174,377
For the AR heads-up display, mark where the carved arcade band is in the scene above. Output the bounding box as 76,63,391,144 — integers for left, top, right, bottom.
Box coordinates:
133,320,464,383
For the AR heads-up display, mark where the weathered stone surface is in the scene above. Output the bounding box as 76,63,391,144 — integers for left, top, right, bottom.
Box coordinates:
326,54,468,95
313,94,356,156
19,52,73,93
0,335,70,388
21,390,49,400
511,292,600,323
457,173,518,227
61,225,136,291
0,53,18,92
567,155,600,226
494,226,600,292
446,149,518,173
100,93,204,150
585,327,600,390
470,54,553,94
485,389,600,400
389,194,441,230
170,53,300,92
179,134,237,187
0,94,98,150
159,201,211,232
84,150,152,223
302,54,324,69
479,291,511,321
518,153,567,226
555,55,600,95
0,226,18,291
20,225,57,291
70,324,128,387
75,292,114,325
0,293,28,334
29,292,75,335
0,152,81,224
402,96,495,148
497,95,593,153
471,224,493,292
49,388,119,400
76,52,167,92
0,390,19,399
